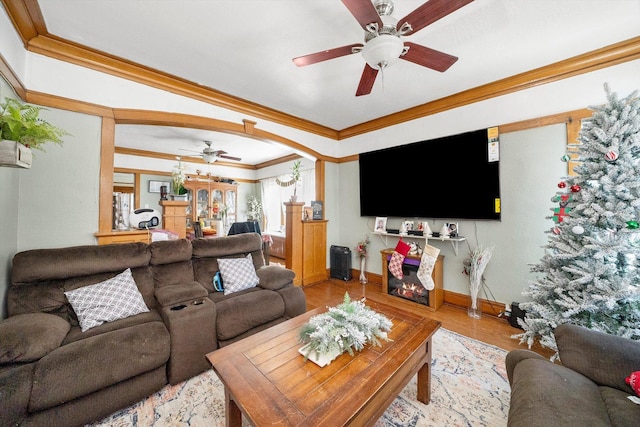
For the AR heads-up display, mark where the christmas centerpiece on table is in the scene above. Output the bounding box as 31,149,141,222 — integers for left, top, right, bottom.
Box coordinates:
299,292,392,367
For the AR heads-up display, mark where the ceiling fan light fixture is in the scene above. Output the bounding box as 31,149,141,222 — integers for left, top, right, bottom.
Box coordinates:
361,34,404,70
203,153,217,163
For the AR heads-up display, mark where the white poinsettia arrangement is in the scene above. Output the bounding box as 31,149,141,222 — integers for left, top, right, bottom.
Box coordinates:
299,292,392,358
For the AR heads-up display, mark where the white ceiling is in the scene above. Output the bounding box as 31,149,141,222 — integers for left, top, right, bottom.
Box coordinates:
34,0,640,166
114,124,296,166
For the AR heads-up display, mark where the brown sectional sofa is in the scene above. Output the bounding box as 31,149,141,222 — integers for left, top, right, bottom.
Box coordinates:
506,323,640,426
0,233,306,427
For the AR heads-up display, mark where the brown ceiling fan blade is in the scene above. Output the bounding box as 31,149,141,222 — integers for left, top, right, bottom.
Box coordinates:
293,44,363,67
397,0,474,36
356,64,379,97
341,0,383,31
219,154,242,161
401,42,458,72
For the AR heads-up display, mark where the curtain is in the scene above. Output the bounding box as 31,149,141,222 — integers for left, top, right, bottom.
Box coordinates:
261,168,315,233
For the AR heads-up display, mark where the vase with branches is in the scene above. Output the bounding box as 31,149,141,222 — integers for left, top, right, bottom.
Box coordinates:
463,245,494,319
355,236,371,284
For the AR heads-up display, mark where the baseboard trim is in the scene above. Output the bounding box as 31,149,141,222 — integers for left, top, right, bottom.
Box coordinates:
348,268,504,317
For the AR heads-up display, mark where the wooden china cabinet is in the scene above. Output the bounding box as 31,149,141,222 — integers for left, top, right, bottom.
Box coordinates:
182,178,238,226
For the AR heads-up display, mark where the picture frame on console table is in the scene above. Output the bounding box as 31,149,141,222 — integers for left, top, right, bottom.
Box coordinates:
303,206,313,221
311,201,323,220
149,180,170,193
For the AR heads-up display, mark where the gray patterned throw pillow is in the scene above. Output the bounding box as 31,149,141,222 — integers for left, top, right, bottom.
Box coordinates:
218,254,260,295
64,268,149,332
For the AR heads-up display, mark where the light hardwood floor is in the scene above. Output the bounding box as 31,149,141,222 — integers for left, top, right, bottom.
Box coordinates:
302,278,554,359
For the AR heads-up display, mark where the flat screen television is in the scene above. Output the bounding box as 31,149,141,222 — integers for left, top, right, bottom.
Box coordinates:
359,128,501,220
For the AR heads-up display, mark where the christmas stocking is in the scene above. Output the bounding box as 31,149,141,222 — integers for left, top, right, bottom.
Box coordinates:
417,244,440,290
389,239,411,279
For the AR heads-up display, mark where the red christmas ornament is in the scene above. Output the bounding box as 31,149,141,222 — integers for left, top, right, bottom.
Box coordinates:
605,150,619,162
626,371,640,397
558,182,567,189
570,184,581,193
552,227,561,235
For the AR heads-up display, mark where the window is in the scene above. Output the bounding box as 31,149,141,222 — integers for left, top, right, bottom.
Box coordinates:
261,168,315,233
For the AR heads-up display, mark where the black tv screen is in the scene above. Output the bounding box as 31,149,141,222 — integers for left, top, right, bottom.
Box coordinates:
359,128,501,220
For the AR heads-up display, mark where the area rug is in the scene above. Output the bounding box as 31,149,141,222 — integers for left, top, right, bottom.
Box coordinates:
89,329,510,427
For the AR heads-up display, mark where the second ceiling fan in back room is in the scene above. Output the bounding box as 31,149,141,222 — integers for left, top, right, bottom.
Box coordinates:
181,140,242,164
293,0,473,96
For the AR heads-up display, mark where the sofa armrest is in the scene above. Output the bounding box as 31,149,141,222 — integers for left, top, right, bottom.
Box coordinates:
0,313,70,364
256,265,295,291
155,281,208,307
505,349,547,385
556,323,640,392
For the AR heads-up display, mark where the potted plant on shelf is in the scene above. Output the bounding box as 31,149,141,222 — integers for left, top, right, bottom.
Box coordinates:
171,157,188,200
0,97,69,168
289,159,301,202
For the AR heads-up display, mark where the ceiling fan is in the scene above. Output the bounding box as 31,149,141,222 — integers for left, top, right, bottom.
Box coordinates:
293,0,473,96
181,140,242,164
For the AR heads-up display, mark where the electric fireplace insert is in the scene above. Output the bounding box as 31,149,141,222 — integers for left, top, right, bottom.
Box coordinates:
386,256,429,307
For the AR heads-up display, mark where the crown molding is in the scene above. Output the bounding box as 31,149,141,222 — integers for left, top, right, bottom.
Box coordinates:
3,1,639,142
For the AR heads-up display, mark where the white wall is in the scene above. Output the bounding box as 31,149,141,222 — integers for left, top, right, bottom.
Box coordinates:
0,78,20,318
16,107,102,250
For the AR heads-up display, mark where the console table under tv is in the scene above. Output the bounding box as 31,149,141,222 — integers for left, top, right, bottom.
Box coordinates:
380,249,444,311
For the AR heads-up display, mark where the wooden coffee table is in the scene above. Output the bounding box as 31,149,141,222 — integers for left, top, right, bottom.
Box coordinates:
206,299,441,426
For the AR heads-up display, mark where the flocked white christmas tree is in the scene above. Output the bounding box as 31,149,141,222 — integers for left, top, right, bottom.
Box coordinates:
515,84,640,356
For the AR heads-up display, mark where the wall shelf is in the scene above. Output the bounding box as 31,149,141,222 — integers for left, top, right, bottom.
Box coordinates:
371,231,466,256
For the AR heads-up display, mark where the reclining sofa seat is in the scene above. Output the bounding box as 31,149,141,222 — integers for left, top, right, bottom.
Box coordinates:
2,242,170,427
190,233,306,347
0,233,306,427
506,323,640,426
